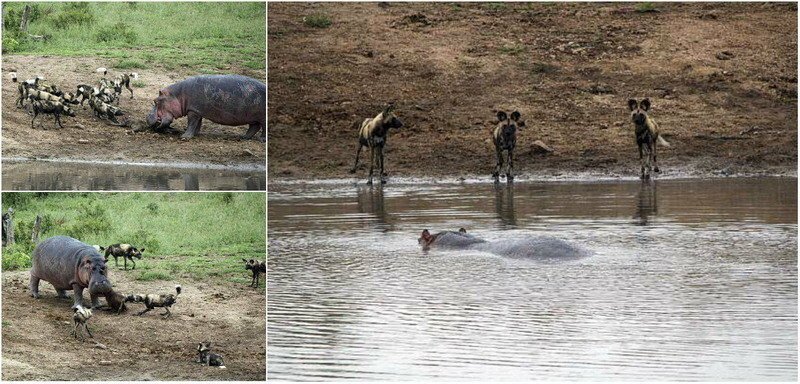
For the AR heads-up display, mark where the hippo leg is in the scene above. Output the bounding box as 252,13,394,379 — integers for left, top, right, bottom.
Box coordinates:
56,289,69,299
90,293,102,309
242,122,262,141
181,112,203,140
29,274,41,299
72,284,87,308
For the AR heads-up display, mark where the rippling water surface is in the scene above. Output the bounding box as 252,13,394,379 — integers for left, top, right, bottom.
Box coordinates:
268,178,797,381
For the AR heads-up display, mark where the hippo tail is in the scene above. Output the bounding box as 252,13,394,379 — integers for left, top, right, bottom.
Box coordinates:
175,285,182,296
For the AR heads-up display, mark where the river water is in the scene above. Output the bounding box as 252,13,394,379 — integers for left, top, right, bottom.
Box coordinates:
268,177,797,381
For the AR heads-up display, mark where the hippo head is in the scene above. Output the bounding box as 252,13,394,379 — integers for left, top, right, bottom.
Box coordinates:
79,255,112,295
147,89,181,129
418,229,435,249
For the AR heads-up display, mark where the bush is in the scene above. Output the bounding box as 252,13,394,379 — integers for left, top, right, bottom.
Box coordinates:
2,243,34,271
50,3,96,30
220,192,235,204
304,14,331,28
2,37,21,54
94,22,137,44
63,203,112,239
122,228,161,253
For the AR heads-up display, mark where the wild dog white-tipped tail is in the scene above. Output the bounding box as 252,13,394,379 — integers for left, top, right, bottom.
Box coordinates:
9,72,17,82
131,73,139,80
96,67,107,74
657,135,670,147
175,285,182,295
219,366,227,369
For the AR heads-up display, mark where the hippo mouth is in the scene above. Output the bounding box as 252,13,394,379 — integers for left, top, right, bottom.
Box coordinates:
89,278,113,295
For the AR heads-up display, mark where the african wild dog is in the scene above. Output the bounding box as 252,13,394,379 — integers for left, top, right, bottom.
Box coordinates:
242,259,266,288
30,100,76,129
104,243,144,270
125,285,181,318
112,72,139,100
71,305,93,340
349,103,404,184
197,342,227,368
628,98,670,179
13,74,45,108
89,96,125,125
92,245,106,252
492,110,525,182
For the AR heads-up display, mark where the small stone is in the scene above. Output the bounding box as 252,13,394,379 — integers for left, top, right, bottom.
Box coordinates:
100,360,112,365
74,124,85,130
77,139,89,144
531,140,554,154
242,149,255,157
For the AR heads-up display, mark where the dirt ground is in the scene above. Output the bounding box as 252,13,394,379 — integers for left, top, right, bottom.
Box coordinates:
1,269,265,380
268,2,797,180
2,55,266,167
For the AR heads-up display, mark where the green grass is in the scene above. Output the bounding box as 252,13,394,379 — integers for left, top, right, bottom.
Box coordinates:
304,13,332,28
636,2,658,12
1,193,265,284
498,44,524,56
2,2,265,72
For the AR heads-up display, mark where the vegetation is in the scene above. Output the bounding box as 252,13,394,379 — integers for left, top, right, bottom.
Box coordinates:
1,193,265,285
2,2,265,72
303,13,332,28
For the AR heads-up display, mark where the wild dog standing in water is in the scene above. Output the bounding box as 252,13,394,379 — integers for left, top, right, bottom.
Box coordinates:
242,259,266,288
628,98,670,179
197,342,227,368
492,111,525,182
71,305,93,340
104,244,144,270
126,285,181,318
349,103,404,184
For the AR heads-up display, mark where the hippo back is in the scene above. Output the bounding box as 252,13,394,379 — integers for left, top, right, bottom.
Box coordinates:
474,236,590,260
432,231,487,249
31,236,104,290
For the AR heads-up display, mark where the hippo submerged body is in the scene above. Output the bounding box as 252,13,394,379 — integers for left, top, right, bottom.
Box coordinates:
146,74,266,141
30,236,122,310
419,229,590,260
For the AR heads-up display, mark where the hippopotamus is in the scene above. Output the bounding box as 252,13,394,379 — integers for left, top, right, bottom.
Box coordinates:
30,236,123,310
419,229,590,259
146,74,266,141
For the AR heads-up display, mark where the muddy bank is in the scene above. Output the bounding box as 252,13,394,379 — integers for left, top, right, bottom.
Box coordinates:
268,2,797,180
2,55,265,168
2,270,265,380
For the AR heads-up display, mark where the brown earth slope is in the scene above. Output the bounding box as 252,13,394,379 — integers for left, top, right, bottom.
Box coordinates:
2,270,265,380
2,56,266,167
268,2,797,180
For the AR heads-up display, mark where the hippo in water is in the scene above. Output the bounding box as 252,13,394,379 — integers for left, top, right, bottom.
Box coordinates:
146,74,266,141
30,236,124,311
419,229,590,259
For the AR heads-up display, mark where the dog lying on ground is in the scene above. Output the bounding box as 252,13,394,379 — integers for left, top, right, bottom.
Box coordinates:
197,342,227,368
628,98,670,179
492,111,525,182
349,103,404,184
89,97,125,124
242,259,266,288
71,305,93,340
125,285,181,318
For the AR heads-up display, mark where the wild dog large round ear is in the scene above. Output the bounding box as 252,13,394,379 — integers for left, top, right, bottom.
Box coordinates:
628,99,638,111
496,111,507,122
640,98,651,111
510,111,521,121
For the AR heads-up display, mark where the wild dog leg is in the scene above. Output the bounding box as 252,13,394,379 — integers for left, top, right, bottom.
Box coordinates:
130,256,136,270
493,147,503,181
378,145,387,184
161,307,171,318
350,144,363,174
367,145,375,185
507,148,514,181
653,139,660,173
84,323,93,338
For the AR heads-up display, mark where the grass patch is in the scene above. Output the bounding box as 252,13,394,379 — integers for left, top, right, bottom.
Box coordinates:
484,3,508,11
498,44,524,55
635,2,658,13
529,62,559,74
1,193,265,284
131,80,147,88
2,2,265,72
304,13,332,28
115,58,145,69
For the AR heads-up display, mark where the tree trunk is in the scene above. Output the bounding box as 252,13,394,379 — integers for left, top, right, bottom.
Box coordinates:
31,215,41,243
19,4,30,33
2,208,14,246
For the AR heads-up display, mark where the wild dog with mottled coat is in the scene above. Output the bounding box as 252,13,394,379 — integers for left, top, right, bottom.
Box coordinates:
13,73,45,108
197,342,227,368
492,111,525,182
349,104,404,184
30,100,76,129
628,98,670,179
125,285,181,318
104,243,143,270
71,305,93,340
112,72,139,100
242,259,266,288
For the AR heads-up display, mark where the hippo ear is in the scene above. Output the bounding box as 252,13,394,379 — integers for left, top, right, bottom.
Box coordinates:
496,111,507,122
458,228,467,234
421,229,431,241
628,99,638,111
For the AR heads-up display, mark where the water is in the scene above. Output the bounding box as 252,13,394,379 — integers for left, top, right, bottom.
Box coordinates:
2,159,265,191
268,177,797,381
